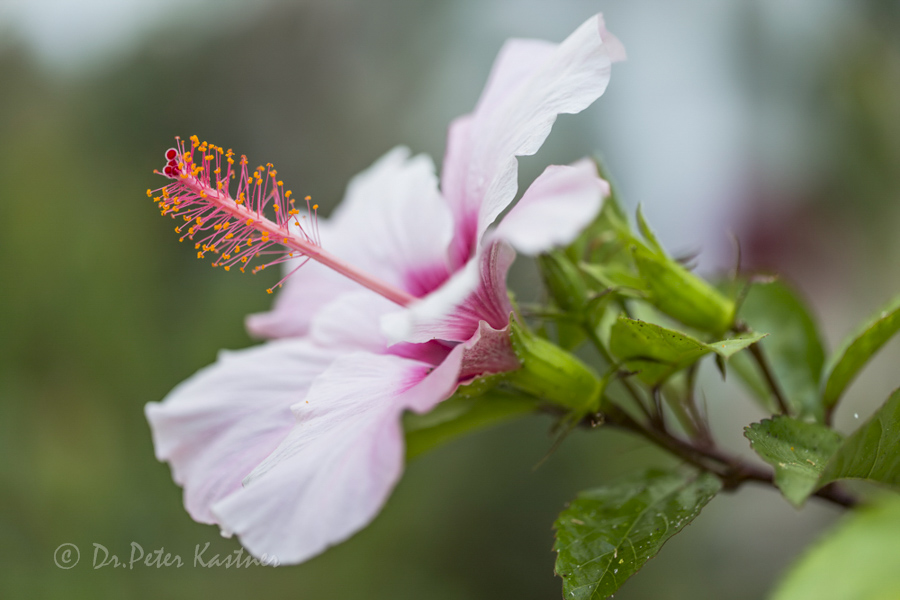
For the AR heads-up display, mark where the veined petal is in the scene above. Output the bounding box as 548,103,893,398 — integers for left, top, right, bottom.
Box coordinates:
494,160,608,256
309,290,394,352
382,241,515,345
145,339,338,525
211,348,463,564
329,146,453,296
442,14,622,265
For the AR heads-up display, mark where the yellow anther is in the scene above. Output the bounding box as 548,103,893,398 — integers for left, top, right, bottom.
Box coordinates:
146,189,153,197
305,195,311,201
267,288,273,294
224,266,230,271
312,204,319,210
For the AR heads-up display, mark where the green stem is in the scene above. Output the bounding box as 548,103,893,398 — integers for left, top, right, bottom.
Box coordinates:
747,343,791,415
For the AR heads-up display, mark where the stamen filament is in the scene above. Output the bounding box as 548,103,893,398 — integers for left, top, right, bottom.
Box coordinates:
152,137,416,307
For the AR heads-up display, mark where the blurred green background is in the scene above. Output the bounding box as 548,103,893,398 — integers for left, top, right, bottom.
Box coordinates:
3,1,900,598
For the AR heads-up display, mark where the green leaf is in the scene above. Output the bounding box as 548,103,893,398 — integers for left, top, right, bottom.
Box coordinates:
632,244,735,334
708,332,769,359
404,389,538,460
554,469,721,600
771,496,900,600
609,317,765,386
737,280,826,420
744,417,843,507
822,293,900,410
817,387,900,490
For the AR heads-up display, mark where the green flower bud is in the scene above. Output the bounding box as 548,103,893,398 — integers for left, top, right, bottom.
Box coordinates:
631,244,735,334
538,251,589,312
507,321,604,413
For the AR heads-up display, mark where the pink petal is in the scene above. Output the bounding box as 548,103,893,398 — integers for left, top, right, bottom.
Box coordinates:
494,160,609,256
245,221,356,339
245,147,454,339
328,147,454,296
145,339,339,524
211,349,464,564
442,14,623,266
381,240,516,345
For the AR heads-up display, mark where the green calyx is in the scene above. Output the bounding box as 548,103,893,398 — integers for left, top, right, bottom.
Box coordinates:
507,320,604,414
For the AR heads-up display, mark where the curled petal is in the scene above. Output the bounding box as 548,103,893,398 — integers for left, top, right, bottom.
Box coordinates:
443,13,622,265
381,241,515,345
494,160,608,256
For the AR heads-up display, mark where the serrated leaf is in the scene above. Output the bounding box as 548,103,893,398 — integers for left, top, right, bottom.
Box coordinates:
817,387,900,490
771,496,900,600
609,317,764,386
737,280,826,420
404,389,538,460
822,293,900,410
554,469,721,600
744,417,843,507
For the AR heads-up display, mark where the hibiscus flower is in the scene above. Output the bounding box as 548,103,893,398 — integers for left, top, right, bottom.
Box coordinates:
146,13,624,565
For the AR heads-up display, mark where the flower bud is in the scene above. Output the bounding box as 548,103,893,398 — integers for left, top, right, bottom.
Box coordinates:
631,244,735,334
538,251,589,312
507,321,604,413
